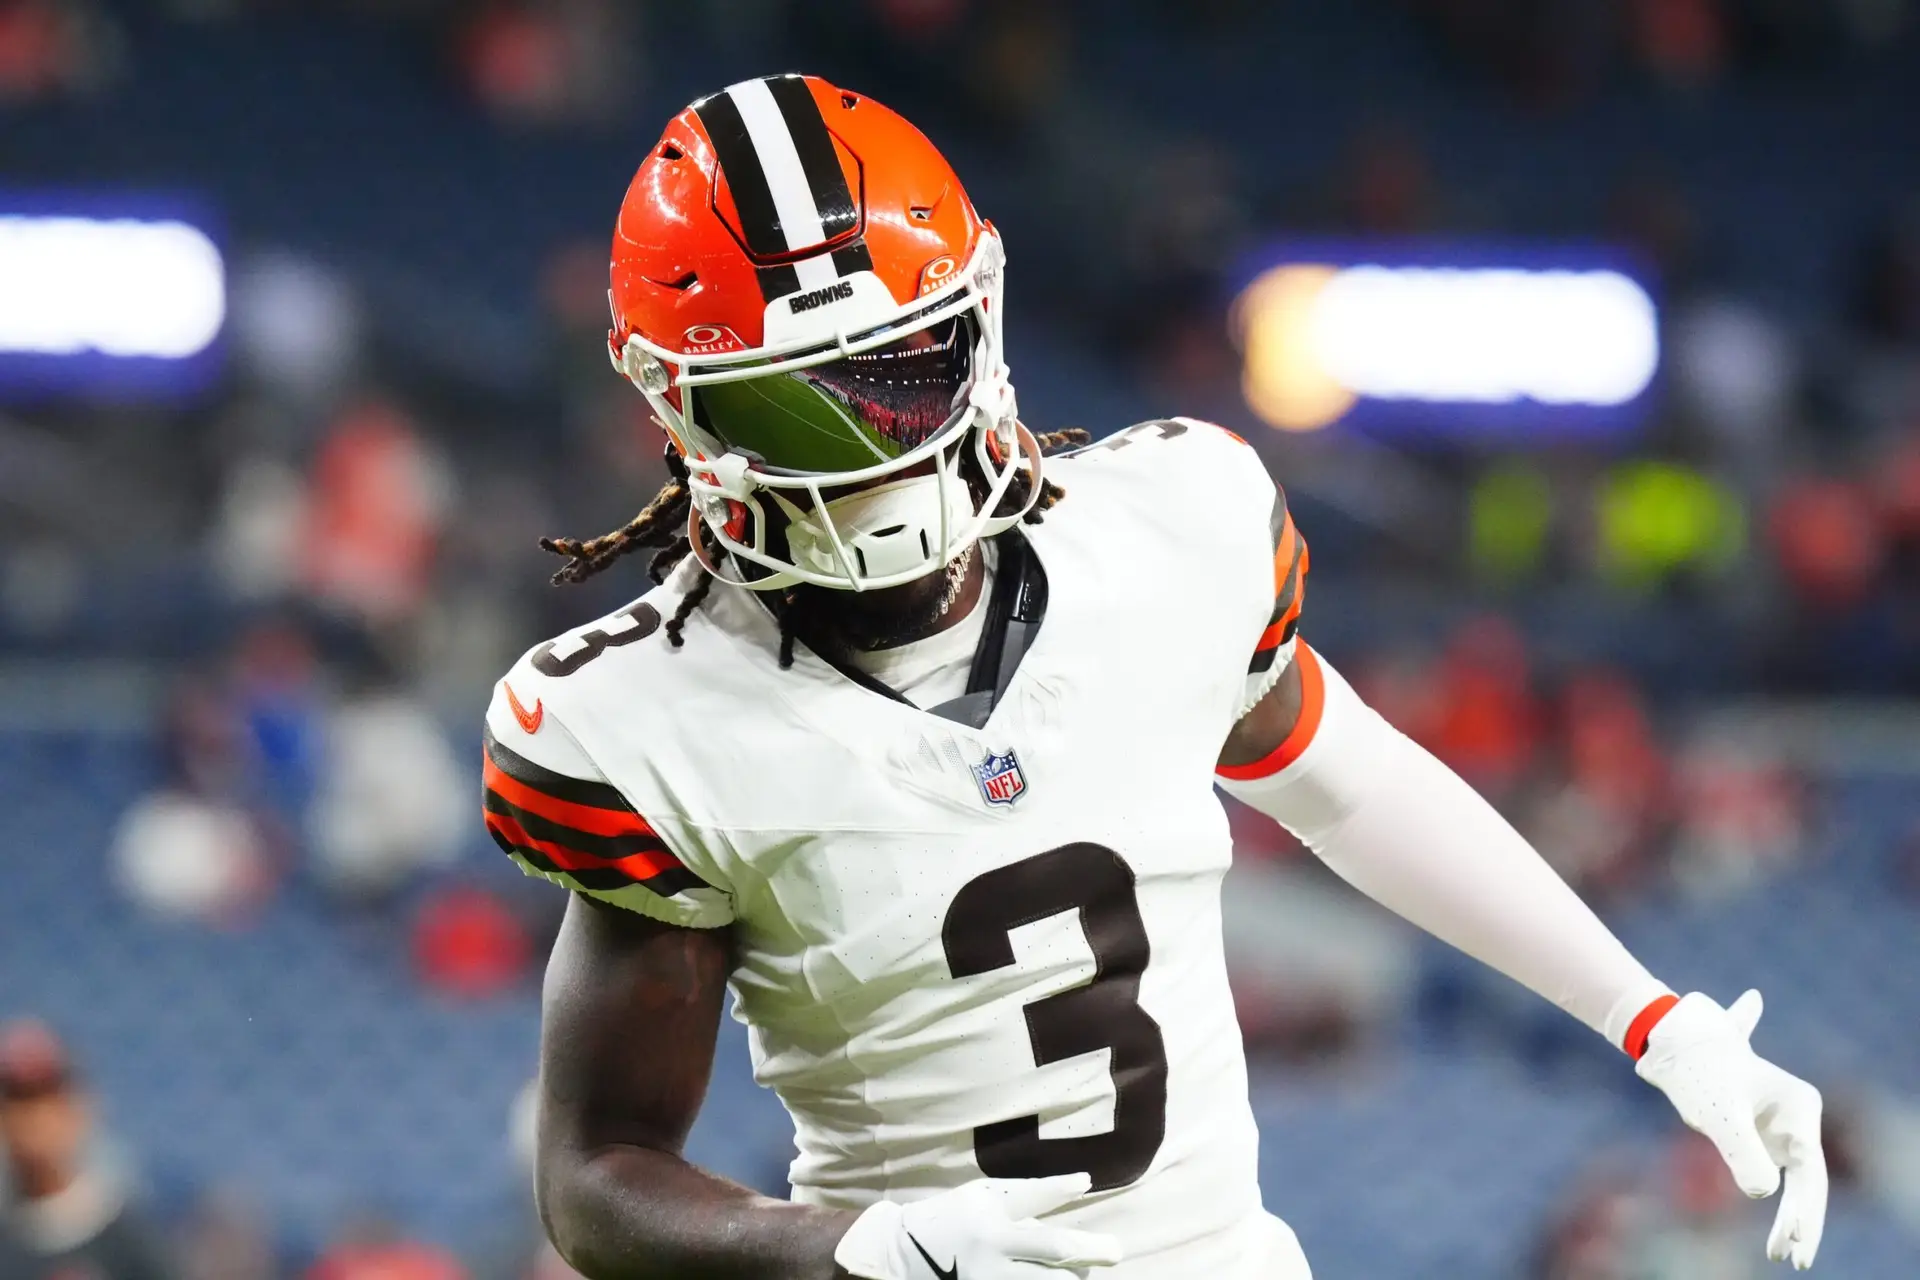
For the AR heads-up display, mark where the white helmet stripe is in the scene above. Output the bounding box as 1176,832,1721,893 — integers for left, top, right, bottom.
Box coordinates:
726,79,829,257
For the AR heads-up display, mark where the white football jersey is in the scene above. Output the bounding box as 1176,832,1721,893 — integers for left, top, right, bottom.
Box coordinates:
484,419,1312,1278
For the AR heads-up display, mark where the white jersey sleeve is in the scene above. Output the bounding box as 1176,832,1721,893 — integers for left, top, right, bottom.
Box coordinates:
1078,417,1306,714
1164,417,1307,717
481,661,735,930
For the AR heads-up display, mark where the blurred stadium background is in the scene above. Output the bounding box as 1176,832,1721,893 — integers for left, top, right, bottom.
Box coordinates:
3,1,1920,1277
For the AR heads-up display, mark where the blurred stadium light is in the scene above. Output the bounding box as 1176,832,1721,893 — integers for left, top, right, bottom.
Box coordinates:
0,199,225,401
1233,242,1659,438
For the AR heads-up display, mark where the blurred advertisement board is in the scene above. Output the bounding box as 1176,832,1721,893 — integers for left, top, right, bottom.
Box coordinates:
0,194,225,401
1232,240,1658,439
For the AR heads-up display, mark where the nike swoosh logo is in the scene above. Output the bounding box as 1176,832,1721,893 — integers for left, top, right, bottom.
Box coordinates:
907,1233,957,1280
504,682,543,735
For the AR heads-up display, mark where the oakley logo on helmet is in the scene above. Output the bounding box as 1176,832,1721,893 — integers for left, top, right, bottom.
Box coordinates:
918,254,959,297
788,280,855,313
682,324,745,355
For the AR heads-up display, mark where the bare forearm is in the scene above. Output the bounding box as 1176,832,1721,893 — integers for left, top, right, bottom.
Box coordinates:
539,1143,856,1280
538,897,860,1280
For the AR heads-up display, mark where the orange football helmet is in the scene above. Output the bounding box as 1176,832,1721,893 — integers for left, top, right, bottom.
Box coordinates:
606,73,1040,592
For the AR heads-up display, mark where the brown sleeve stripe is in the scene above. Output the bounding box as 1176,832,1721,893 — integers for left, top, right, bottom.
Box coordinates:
483,788,669,862
483,727,632,808
481,729,709,898
487,818,707,897
1269,484,1291,546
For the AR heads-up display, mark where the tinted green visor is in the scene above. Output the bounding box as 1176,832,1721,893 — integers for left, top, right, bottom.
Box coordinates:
688,315,976,475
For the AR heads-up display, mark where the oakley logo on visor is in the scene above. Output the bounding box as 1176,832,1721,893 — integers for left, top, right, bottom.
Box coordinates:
789,280,854,313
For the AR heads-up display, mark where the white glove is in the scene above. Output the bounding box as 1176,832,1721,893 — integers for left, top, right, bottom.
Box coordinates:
833,1173,1124,1280
1636,990,1829,1269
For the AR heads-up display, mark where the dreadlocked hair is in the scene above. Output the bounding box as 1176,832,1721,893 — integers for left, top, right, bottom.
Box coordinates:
540,428,1093,661
538,447,712,650
999,428,1086,524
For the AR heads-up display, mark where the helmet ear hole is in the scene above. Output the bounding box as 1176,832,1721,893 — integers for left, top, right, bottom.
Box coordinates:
840,92,859,109
658,142,684,161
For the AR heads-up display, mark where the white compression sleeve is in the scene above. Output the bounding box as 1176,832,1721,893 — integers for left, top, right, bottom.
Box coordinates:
1218,645,1674,1051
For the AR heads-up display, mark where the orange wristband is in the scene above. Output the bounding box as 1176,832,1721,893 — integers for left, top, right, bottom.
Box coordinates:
1624,994,1680,1060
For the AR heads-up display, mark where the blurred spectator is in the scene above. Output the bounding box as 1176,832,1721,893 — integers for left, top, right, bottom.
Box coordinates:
0,1022,174,1280
300,402,453,629
1630,1133,1761,1279
230,620,325,824
111,788,268,925
1220,850,1414,1064
174,1190,276,1280
1533,1166,1642,1280
1826,1087,1920,1238
110,683,274,926
307,683,465,903
305,1220,463,1280
1669,736,1803,900
1769,475,1884,610
1520,668,1669,902
454,0,642,128
1629,0,1730,90
1420,617,1543,802
411,884,531,998
210,454,309,606
0,0,122,102
1879,430,1920,566
1537,1134,1763,1280
1561,670,1668,833
870,0,969,44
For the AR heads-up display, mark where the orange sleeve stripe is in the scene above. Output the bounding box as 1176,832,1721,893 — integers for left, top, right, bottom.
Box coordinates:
1257,547,1309,655
486,812,684,882
1624,994,1680,1060
482,756,659,839
1217,642,1326,781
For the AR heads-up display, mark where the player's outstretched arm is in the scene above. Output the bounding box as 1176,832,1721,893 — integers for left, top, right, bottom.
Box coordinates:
1217,646,1827,1269
536,893,857,1280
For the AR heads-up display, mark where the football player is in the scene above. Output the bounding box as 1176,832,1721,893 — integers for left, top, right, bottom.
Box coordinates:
485,74,1827,1280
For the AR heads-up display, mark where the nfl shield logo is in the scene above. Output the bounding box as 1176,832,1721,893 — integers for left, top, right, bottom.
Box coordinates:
972,749,1027,807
